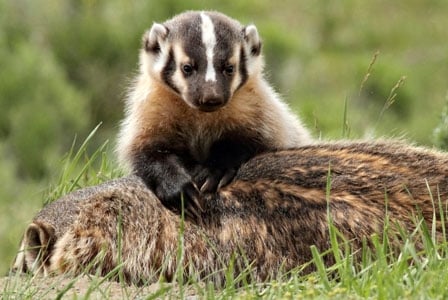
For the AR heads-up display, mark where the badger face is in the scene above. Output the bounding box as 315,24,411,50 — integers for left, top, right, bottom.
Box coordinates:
141,11,262,112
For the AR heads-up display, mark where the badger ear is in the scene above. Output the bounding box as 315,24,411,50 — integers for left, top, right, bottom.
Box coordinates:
243,25,262,56
21,222,55,274
143,23,169,53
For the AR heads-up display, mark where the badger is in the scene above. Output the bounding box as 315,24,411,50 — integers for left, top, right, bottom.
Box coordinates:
13,141,448,285
116,11,312,216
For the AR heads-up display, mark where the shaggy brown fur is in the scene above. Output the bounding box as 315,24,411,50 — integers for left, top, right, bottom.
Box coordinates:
116,11,311,216
12,141,448,285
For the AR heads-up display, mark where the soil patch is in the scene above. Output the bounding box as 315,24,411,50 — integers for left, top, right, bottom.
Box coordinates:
0,275,198,299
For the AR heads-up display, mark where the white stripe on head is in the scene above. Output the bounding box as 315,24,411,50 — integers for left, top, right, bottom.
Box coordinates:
200,12,217,82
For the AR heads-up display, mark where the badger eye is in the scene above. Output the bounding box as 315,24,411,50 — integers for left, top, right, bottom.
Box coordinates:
182,64,194,76
224,65,234,76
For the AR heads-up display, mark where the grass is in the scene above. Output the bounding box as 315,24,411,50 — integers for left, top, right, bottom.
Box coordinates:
2,128,448,299
2,55,447,298
2,3,448,295
0,123,120,276
3,50,448,297
45,123,122,205
4,72,448,298
3,241,448,299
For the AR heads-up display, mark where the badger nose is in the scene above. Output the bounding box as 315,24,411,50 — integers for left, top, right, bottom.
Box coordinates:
199,87,225,112
204,96,224,107
199,97,225,112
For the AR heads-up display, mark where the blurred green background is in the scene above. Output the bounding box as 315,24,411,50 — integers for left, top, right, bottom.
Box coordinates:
1,0,448,274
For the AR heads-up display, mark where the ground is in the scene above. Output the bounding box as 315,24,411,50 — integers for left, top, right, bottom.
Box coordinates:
0,275,198,299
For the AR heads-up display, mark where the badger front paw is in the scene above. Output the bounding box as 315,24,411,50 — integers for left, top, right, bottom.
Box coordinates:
195,167,237,194
133,150,206,221
155,180,204,220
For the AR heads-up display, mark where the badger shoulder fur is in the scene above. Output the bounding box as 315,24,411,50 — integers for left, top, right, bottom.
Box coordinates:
116,11,312,215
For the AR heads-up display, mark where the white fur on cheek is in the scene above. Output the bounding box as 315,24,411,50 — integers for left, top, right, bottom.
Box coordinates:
229,44,242,94
200,12,217,82
171,44,190,97
153,42,169,75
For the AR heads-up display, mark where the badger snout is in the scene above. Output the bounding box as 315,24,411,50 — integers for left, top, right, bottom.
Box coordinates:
198,96,225,112
195,83,227,112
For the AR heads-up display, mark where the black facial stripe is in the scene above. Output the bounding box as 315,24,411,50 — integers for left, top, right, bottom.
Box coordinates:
179,14,205,68
165,12,248,105
207,18,247,95
237,46,248,90
161,48,180,94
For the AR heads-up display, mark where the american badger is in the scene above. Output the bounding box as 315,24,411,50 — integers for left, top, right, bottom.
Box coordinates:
116,11,311,215
13,141,448,285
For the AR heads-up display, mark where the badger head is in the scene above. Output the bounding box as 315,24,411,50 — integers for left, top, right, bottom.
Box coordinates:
140,11,263,112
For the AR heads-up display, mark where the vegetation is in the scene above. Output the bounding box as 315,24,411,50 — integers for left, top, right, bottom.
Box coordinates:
2,137,448,298
1,0,448,297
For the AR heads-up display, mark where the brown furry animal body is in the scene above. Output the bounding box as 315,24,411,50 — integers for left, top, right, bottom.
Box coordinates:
13,141,448,285
117,11,311,216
